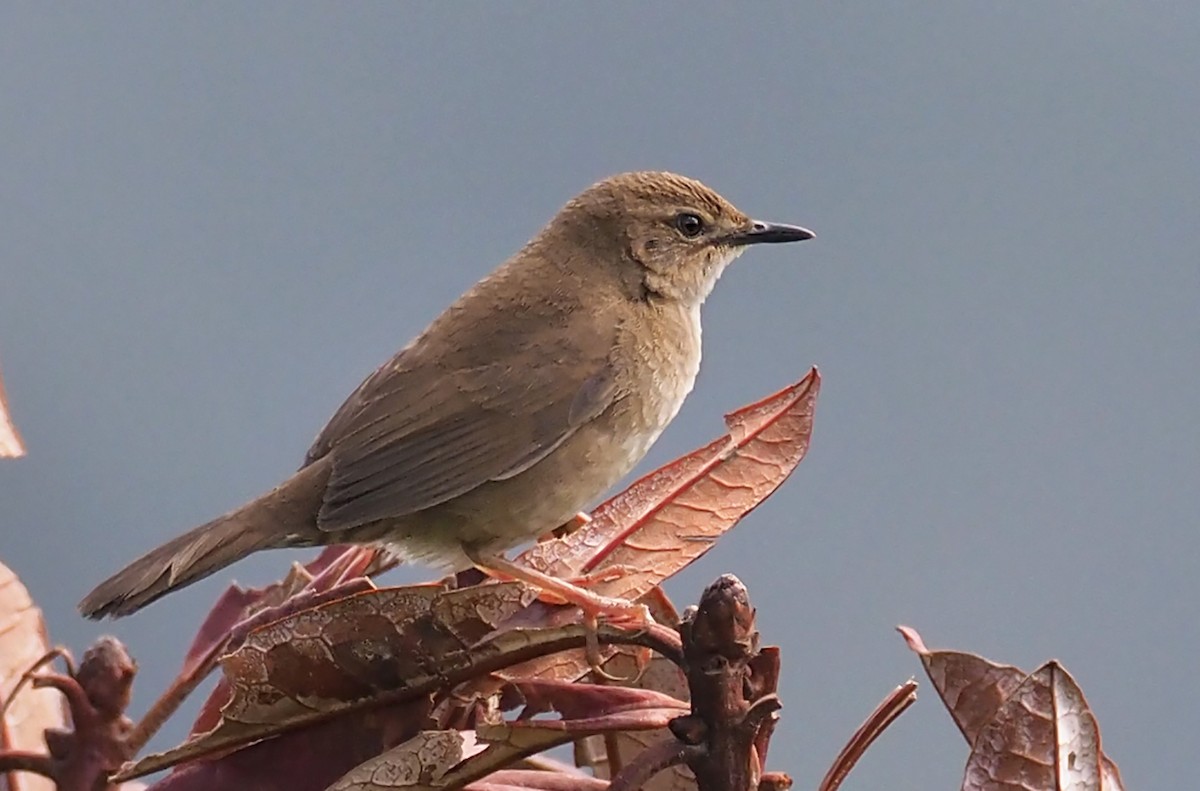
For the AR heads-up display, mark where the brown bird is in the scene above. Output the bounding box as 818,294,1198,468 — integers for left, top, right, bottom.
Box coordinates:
79,171,813,620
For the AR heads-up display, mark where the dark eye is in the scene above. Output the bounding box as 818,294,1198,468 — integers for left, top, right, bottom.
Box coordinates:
674,212,705,238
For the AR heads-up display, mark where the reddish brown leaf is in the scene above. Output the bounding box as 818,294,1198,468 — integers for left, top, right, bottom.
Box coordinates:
513,680,686,722
901,627,1125,791
328,687,683,791
181,549,379,738
126,548,381,760
898,625,1026,746
465,769,606,791
519,368,820,602
0,561,62,791
116,583,684,782
325,730,491,791
145,699,429,791
457,587,691,787
963,662,1101,791
0,367,25,459
184,545,383,682
118,582,535,779
1100,758,1126,791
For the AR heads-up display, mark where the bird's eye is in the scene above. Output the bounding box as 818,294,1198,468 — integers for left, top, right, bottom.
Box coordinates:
674,212,705,238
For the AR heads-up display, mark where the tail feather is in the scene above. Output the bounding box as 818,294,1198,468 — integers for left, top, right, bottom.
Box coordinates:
79,457,332,619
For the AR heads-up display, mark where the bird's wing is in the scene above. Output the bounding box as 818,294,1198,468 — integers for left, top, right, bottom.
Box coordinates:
306,315,619,532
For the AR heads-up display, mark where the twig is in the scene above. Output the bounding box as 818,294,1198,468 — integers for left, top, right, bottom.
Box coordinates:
0,647,74,720
667,574,782,791
1,638,138,791
0,748,55,780
607,738,699,791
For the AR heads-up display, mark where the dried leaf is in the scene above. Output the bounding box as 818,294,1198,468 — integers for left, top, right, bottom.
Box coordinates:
1100,758,1126,791
520,368,820,602
324,730,492,791
963,662,1100,791
182,550,378,739
901,628,1125,791
464,769,606,791
117,585,687,781
0,561,62,791
145,703,427,791
184,545,382,681
123,549,383,765
452,588,689,787
898,625,1026,745
328,688,682,791
509,680,687,739
0,367,25,459
119,582,536,779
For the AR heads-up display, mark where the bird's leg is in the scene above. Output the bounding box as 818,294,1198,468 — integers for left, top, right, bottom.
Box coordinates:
465,549,652,674
466,550,650,625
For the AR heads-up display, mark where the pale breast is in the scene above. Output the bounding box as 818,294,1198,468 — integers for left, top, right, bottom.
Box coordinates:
617,301,703,462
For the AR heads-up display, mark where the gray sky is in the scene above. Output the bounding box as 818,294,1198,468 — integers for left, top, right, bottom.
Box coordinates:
2,4,1197,789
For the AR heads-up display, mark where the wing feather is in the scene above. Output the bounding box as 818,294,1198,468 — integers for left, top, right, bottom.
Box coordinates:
307,310,620,531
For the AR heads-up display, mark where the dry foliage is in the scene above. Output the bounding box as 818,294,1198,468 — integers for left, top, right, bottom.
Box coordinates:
0,367,1133,791
900,626,1126,791
0,365,25,459
4,370,835,791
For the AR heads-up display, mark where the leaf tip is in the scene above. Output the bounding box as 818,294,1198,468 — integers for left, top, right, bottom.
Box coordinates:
896,625,927,655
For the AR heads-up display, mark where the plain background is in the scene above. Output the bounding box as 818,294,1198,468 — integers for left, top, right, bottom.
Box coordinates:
2,4,1197,789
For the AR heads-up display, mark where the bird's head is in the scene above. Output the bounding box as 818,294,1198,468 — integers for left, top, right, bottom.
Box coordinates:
550,171,814,305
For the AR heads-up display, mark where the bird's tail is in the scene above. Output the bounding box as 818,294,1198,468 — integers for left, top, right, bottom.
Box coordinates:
79,458,332,619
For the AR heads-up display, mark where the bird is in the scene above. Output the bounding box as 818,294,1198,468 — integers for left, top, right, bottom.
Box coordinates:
79,171,813,620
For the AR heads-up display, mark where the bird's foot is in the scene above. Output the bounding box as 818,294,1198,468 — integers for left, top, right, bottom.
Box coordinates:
465,549,652,677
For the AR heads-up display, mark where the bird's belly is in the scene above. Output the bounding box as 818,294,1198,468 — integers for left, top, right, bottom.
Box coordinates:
377,402,680,570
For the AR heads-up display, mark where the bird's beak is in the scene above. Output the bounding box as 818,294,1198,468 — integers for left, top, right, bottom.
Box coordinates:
724,220,815,246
